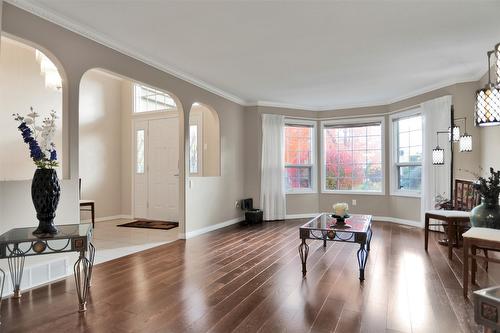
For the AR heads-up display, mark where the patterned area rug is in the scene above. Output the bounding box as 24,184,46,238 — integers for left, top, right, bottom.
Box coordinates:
117,220,179,230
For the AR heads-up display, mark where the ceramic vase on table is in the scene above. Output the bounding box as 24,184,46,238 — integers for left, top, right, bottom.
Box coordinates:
31,168,60,235
470,196,500,229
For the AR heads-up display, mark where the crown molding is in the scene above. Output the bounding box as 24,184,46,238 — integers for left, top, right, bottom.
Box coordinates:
5,0,249,106
4,0,487,113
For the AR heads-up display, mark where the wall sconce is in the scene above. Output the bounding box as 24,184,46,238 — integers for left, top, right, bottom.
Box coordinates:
475,49,500,127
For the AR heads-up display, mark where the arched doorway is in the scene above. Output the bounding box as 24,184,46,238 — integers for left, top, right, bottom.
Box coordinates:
79,68,183,261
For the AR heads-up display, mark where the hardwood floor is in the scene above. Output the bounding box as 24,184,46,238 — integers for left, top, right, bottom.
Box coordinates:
1,219,499,333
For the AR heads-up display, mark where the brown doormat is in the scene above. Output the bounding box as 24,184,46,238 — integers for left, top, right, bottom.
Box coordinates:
117,220,179,230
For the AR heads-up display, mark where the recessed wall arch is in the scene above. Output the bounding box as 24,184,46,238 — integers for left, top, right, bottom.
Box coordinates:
0,33,70,179
188,102,221,177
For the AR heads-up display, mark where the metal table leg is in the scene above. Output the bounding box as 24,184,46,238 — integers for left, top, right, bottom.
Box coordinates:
8,248,25,299
367,226,373,252
357,242,368,281
74,245,94,312
0,268,5,325
298,238,309,277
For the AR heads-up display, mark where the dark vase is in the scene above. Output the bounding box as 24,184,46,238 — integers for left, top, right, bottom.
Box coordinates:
31,168,60,235
470,196,500,229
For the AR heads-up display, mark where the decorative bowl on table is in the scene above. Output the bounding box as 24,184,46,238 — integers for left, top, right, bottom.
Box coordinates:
331,202,351,228
330,214,352,228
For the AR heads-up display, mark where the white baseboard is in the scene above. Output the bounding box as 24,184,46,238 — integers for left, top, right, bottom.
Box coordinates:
185,216,245,239
372,216,422,228
285,213,321,219
80,214,133,224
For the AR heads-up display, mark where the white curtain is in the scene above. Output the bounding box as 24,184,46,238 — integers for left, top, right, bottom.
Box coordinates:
421,95,452,228
260,114,286,221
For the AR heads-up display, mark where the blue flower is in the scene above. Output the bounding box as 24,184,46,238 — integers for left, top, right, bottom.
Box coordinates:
50,150,57,161
28,140,43,161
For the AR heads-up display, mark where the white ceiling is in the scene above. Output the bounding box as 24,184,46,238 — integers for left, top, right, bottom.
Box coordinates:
9,0,500,110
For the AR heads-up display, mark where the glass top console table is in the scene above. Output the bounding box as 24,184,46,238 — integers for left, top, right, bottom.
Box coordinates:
0,224,95,313
299,213,372,281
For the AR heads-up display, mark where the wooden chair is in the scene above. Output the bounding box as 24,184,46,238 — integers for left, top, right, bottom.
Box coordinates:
79,179,95,228
424,179,481,260
463,227,500,297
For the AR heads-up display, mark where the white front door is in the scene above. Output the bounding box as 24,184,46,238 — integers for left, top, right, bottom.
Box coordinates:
133,117,179,221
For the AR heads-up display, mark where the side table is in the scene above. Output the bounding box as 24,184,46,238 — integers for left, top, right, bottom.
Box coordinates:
0,224,95,312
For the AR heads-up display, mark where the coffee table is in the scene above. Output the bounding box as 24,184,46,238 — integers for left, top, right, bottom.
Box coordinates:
299,213,372,281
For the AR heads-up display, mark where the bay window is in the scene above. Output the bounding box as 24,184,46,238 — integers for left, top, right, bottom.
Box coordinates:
391,112,422,195
284,120,316,193
322,118,384,193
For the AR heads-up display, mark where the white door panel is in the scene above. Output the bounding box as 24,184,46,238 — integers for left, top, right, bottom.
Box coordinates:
133,117,179,221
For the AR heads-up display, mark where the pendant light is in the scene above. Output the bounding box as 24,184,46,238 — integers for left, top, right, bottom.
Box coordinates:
496,42,500,85
448,125,460,142
475,49,500,127
458,117,472,152
432,132,445,165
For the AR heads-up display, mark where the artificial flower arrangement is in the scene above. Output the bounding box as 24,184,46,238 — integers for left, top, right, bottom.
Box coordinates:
474,167,500,204
332,202,349,217
13,107,59,169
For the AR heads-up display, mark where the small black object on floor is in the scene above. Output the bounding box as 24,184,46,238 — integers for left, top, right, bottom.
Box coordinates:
240,198,263,225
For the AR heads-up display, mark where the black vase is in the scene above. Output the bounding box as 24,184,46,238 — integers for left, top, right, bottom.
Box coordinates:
31,168,60,235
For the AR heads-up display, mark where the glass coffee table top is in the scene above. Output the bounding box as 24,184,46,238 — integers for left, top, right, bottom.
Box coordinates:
300,213,371,233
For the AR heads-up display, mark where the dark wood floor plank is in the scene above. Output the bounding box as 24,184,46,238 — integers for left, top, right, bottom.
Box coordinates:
2,220,499,333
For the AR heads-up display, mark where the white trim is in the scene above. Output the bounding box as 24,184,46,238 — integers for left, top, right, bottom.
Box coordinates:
7,0,248,106
184,216,244,239
372,216,422,228
285,213,320,219
6,1,487,112
320,116,386,195
80,214,133,224
389,108,423,198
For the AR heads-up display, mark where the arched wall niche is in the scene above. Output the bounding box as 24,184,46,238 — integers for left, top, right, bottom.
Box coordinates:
0,33,70,180
188,102,221,177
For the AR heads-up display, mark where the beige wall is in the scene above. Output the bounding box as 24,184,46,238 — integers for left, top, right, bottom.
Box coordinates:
79,69,124,218
244,82,482,223
0,36,63,181
1,2,246,242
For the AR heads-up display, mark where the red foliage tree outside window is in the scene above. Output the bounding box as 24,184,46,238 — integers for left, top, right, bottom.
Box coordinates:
285,125,313,191
323,124,382,192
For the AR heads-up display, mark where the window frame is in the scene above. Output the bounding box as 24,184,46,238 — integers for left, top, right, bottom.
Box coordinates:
389,108,422,198
133,83,176,114
320,116,385,195
284,119,318,194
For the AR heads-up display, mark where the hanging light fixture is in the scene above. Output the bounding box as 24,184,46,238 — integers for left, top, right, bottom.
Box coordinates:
432,132,445,165
456,117,472,152
475,49,500,127
447,125,460,142
496,42,500,85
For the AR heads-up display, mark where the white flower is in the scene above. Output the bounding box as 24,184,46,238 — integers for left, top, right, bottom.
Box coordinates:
24,117,34,125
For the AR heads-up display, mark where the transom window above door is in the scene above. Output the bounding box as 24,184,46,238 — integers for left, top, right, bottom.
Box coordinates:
321,118,384,194
133,84,176,113
284,120,317,193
